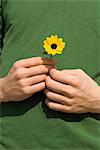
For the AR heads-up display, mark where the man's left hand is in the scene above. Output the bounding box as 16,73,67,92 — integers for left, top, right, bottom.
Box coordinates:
45,68,100,113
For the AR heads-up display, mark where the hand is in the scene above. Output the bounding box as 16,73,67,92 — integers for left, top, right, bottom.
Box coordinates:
45,68,100,113
0,57,56,102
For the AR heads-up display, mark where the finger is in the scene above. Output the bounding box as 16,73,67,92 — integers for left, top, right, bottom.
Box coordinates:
45,99,72,113
44,89,72,106
14,57,56,68
50,68,80,87
23,82,45,95
62,69,85,77
46,76,76,98
21,65,54,78
20,74,46,86
62,69,81,75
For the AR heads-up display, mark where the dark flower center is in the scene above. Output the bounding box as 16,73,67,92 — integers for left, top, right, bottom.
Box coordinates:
51,44,57,49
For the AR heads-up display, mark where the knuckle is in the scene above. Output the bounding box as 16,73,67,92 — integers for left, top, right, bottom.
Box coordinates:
42,65,48,69
15,70,22,79
41,74,46,81
62,69,67,73
37,57,42,60
46,91,52,99
62,85,71,95
43,74,46,79
50,69,56,78
68,100,74,106
41,65,48,73
37,56,42,60
38,82,44,90
45,77,51,88
65,106,72,113
62,86,67,94
73,77,80,86
18,80,25,87
46,81,52,89
76,69,84,74
63,86,77,97
13,61,20,70
70,89,77,97
47,103,52,109
36,57,42,63
21,87,29,94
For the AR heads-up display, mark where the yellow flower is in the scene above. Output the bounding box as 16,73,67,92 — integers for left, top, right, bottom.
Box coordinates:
43,35,65,56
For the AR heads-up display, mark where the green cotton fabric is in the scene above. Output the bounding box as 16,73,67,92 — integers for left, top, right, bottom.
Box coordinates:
0,0,100,149
0,1,1,79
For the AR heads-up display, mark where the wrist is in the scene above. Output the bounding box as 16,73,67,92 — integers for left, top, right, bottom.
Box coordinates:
0,77,6,103
90,85,100,113
94,85,100,101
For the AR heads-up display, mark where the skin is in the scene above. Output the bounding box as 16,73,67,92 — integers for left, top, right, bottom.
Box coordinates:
0,57,100,113
0,57,56,102
45,68,100,113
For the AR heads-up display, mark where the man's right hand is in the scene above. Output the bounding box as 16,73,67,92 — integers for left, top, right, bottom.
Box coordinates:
0,57,56,102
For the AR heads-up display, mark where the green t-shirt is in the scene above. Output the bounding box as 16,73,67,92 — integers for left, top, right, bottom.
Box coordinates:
0,0,100,149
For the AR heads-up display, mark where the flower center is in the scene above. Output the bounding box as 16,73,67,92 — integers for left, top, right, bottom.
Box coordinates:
51,44,57,49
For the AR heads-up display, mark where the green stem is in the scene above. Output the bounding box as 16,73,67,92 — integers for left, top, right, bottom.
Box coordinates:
50,54,53,58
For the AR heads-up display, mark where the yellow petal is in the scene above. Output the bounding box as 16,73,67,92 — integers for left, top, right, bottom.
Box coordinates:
58,38,63,42
46,38,53,45
56,47,63,52
58,42,65,50
43,44,50,50
51,50,57,56
45,46,54,55
43,35,65,56
50,35,58,43
56,51,62,54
